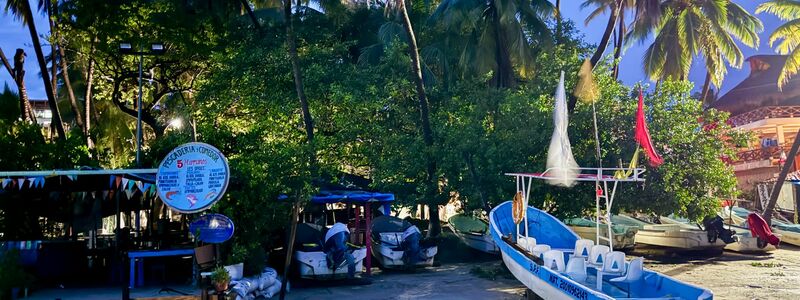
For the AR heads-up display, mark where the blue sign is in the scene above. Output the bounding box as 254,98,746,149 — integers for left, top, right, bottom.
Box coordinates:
189,213,235,243
157,142,230,213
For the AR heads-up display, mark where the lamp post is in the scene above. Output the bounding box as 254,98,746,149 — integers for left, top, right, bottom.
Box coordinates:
119,42,166,167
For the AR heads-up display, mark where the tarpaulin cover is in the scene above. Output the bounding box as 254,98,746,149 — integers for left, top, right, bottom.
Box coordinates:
311,190,394,215
448,214,488,234
371,215,412,234
747,213,781,246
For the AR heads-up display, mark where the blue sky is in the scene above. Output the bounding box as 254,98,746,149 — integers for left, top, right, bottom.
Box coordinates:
0,0,785,99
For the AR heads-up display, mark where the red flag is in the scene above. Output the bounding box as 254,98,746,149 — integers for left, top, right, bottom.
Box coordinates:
635,89,664,167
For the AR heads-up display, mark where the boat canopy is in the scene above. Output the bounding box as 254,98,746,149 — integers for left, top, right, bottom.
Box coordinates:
311,190,394,216
371,215,412,234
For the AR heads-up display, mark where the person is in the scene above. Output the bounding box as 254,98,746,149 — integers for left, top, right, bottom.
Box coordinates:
323,222,356,278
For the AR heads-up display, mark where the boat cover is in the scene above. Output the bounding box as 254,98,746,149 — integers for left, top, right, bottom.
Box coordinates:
448,214,488,234
311,190,394,215
371,216,412,234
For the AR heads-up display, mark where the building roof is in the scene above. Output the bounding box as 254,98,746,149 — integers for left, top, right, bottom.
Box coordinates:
710,55,800,116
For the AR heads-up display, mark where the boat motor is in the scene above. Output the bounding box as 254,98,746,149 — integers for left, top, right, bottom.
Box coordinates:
401,225,425,265
702,216,736,244
324,223,355,277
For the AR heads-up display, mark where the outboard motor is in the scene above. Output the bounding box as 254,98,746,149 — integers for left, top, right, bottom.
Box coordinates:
401,225,424,265
703,216,736,244
323,223,355,277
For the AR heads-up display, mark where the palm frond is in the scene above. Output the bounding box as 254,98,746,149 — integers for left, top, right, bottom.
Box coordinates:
778,46,800,89
768,19,800,51
722,2,763,48
757,0,800,21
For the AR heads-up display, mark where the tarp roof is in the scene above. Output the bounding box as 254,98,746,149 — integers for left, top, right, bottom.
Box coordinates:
310,190,395,204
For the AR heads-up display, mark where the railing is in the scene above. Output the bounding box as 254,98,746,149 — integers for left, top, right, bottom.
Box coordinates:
733,145,789,163
728,106,800,127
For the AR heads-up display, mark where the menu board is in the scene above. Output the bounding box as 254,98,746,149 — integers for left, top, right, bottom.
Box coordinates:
156,142,229,213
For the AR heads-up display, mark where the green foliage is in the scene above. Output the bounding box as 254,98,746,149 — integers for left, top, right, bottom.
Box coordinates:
0,250,34,298
210,266,231,284
0,121,94,171
0,85,20,122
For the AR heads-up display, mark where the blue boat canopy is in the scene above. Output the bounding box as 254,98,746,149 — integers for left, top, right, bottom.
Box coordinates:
311,190,395,216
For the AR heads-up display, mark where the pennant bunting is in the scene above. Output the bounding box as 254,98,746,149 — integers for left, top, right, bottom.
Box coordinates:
121,178,130,190
124,189,134,199
115,176,122,189
28,178,36,188
139,183,151,194
109,175,116,188
1,179,9,189
66,175,76,181
136,181,143,192
127,180,136,191
18,178,26,190
102,191,109,200
149,185,157,197
36,177,45,188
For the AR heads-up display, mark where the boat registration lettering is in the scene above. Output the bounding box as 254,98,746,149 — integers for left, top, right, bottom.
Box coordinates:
555,276,588,300
528,262,540,274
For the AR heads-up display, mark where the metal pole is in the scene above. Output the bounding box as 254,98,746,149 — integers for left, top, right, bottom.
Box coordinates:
136,52,143,167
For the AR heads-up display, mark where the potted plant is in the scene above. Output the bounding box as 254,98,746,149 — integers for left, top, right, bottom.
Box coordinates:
210,266,231,292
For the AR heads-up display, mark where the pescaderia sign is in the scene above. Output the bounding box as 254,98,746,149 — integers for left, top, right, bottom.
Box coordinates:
156,142,230,213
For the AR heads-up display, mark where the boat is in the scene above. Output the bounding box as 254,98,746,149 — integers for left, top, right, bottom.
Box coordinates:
611,214,726,250
293,189,395,279
723,206,800,247
371,215,437,269
490,201,713,299
658,215,776,253
448,213,499,254
564,218,637,250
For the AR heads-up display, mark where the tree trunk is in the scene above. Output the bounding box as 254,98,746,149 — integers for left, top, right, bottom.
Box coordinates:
2,48,36,123
700,71,712,107
398,0,441,237
763,130,800,226
22,0,66,139
284,0,315,151
58,40,84,131
85,37,97,147
555,0,562,43
589,1,620,68
240,0,262,31
489,2,515,88
612,11,625,79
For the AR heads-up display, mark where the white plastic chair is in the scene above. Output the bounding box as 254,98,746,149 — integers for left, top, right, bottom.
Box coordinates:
517,236,537,253
587,245,610,267
596,251,626,290
610,257,644,297
564,257,587,282
573,239,594,259
542,250,565,272
531,244,551,259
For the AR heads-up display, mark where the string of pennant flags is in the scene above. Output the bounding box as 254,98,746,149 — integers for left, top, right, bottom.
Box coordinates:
0,175,158,200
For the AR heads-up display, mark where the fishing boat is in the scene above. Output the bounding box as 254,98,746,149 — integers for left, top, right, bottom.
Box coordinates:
448,214,499,254
293,189,395,279
565,218,637,250
722,206,800,247
491,72,712,299
612,214,726,250
371,215,437,269
658,215,774,253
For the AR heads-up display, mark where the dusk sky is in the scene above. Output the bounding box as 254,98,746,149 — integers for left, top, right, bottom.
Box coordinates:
0,0,784,100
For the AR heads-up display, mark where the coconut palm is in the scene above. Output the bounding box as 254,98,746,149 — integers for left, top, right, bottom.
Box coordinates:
582,0,661,70
637,0,761,97
757,0,800,89
430,0,554,88
4,0,67,140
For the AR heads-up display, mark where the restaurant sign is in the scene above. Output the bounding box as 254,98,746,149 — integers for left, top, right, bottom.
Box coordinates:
189,213,235,243
156,142,230,213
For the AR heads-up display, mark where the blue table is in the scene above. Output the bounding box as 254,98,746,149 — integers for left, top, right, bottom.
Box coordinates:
128,248,194,288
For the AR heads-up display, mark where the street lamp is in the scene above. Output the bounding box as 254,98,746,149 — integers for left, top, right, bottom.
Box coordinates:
119,42,166,167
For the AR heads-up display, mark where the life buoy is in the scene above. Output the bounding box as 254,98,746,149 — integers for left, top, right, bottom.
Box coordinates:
513,191,525,224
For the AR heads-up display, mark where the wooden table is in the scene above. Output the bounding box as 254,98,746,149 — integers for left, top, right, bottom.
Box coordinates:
128,248,194,288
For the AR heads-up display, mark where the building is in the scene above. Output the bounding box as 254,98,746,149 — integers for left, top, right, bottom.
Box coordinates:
29,99,52,128
710,55,800,212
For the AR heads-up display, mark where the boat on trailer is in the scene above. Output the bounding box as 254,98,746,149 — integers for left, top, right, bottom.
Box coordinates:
371,215,437,269
448,214,499,254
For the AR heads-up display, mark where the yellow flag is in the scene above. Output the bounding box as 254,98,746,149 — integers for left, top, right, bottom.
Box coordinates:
573,59,599,104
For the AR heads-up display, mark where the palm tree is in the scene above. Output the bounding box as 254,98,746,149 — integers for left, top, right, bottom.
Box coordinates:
756,0,800,225
638,1,761,95
757,0,800,89
431,0,553,88
4,0,67,140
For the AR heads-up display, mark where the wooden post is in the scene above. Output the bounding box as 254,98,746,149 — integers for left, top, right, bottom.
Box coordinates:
279,199,300,300
365,202,372,276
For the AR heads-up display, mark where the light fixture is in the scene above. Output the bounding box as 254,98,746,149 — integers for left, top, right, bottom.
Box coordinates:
150,42,166,54
169,118,183,129
119,42,133,53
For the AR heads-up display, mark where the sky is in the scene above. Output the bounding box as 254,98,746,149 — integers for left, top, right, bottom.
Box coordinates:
0,0,786,100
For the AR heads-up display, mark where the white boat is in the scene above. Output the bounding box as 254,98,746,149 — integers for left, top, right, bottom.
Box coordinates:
612,214,726,250
447,214,499,254
371,215,437,269
565,218,637,250
722,206,800,247
490,201,713,300
659,215,776,253
293,223,369,279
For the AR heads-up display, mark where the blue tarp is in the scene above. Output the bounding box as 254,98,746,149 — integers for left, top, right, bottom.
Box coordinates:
311,190,395,216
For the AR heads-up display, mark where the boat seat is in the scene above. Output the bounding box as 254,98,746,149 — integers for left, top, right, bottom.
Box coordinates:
610,257,644,297
531,244,551,259
588,245,610,267
573,239,594,259
564,256,587,282
542,250,565,272
517,236,537,253
601,251,627,276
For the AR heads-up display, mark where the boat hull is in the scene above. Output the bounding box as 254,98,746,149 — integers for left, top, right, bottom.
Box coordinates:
634,225,725,250
294,248,367,279
448,223,499,254
370,243,437,269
